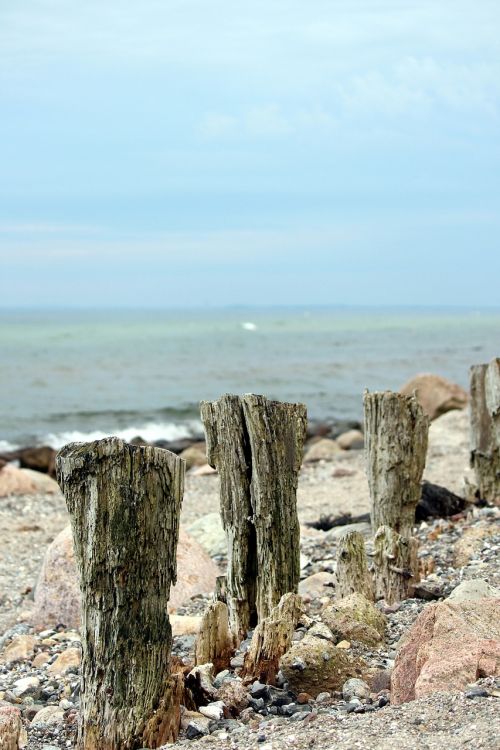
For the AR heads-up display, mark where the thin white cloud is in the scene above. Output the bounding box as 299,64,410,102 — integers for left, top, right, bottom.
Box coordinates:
0,226,360,264
0,223,102,235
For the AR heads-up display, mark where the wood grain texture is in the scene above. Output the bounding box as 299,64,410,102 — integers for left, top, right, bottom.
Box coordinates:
242,593,303,684
56,438,184,749
470,359,500,502
373,525,419,604
364,390,429,536
195,600,234,674
336,530,374,601
201,394,307,639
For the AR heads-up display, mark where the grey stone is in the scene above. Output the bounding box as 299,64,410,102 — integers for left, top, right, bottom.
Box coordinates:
187,513,227,557
12,676,40,698
342,678,371,701
324,522,371,541
447,579,500,602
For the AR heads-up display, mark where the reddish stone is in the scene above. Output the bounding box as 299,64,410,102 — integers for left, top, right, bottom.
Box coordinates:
391,598,500,704
33,525,220,630
0,706,22,750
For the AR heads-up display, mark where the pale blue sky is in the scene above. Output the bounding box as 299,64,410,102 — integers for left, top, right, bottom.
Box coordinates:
1,1,499,307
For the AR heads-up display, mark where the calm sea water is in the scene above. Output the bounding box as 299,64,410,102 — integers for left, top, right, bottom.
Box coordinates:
1,307,499,449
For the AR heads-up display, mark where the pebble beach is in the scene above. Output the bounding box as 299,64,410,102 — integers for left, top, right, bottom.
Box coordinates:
1,404,500,749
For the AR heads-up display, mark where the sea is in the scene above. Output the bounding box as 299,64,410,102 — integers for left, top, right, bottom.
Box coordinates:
1,307,499,451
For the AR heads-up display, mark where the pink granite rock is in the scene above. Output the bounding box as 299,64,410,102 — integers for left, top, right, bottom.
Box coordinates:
33,525,220,630
399,373,468,421
391,598,500,704
0,464,59,497
32,526,80,630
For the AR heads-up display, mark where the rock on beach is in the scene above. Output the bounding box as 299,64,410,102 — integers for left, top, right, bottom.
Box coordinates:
0,465,59,498
32,525,220,630
391,592,500,704
399,373,468,421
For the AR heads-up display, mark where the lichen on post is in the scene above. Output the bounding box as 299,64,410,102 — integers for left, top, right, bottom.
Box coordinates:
56,437,184,750
363,390,429,537
470,359,500,503
373,525,419,604
336,530,374,601
200,394,307,639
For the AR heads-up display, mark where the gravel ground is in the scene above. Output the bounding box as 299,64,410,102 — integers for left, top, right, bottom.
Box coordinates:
1,407,499,749
173,689,500,750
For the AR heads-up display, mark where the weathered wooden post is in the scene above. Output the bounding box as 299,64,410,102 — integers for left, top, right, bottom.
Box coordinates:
242,593,303,684
364,390,429,536
335,530,374,601
470,359,500,503
364,391,428,602
194,601,234,674
56,438,184,750
373,526,419,603
201,394,307,639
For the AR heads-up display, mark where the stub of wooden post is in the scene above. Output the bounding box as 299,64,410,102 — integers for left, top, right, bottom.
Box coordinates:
194,600,234,674
242,593,303,685
373,525,419,604
470,359,500,503
56,438,184,750
201,394,307,639
364,390,429,536
335,530,374,601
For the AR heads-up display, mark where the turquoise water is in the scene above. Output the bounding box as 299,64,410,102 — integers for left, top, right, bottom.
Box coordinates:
1,307,499,448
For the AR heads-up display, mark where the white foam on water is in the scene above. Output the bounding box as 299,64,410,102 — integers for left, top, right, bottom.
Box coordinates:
0,439,18,452
241,321,257,331
41,420,203,450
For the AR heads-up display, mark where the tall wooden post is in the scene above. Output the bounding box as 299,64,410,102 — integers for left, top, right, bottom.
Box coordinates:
470,359,500,503
56,438,184,750
201,394,307,639
364,391,429,536
364,391,428,603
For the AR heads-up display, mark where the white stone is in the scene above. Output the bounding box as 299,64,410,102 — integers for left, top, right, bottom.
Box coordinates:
199,701,225,720
12,676,40,698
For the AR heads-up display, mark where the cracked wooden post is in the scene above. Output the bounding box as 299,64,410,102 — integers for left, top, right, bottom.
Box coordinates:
201,394,307,640
336,530,374,601
56,438,184,750
194,601,234,674
242,593,303,685
363,390,429,536
373,526,419,604
470,359,500,503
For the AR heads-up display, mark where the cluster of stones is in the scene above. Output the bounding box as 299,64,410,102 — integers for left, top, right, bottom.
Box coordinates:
0,626,81,748
3,361,497,749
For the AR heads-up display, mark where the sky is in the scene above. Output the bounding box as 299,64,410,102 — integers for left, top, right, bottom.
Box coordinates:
0,0,499,307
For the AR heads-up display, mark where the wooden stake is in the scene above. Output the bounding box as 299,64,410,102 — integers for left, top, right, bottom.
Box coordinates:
373,525,419,604
336,530,374,601
364,390,429,536
194,601,234,674
470,359,500,503
56,438,184,749
201,394,307,639
242,593,303,685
